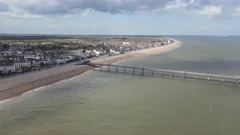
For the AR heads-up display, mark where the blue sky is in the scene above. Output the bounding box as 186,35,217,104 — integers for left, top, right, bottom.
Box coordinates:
0,0,240,35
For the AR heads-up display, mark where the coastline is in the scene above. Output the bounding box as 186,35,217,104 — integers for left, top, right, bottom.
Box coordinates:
92,40,182,64
0,40,182,101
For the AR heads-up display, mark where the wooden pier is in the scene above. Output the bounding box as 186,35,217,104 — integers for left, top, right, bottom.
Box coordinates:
88,63,240,85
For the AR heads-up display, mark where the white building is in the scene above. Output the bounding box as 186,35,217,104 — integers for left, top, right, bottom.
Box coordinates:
0,65,16,73
109,49,120,55
56,58,66,65
93,50,101,57
122,42,130,46
14,61,31,69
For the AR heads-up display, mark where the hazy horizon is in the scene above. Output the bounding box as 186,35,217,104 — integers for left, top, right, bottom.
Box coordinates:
0,33,239,37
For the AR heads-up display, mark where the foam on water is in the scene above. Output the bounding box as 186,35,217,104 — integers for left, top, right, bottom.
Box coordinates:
0,86,47,107
0,97,16,105
21,86,47,97
0,70,93,106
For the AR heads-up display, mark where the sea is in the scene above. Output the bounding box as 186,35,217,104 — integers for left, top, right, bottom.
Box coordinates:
1,36,240,135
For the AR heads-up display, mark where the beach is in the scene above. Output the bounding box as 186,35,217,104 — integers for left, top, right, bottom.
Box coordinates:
0,40,182,101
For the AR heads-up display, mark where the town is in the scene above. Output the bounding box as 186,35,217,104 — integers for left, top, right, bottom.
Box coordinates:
0,36,173,78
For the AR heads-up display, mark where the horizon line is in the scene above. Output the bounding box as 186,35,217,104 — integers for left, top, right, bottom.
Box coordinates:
0,33,239,37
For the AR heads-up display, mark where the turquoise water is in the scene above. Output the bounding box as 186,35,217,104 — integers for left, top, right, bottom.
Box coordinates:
0,37,240,135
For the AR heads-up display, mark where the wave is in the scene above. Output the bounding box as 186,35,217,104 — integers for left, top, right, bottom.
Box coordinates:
0,98,16,105
0,70,94,106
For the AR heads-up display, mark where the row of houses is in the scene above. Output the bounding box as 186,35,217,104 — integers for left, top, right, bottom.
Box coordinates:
0,55,78,74
0,59,31,74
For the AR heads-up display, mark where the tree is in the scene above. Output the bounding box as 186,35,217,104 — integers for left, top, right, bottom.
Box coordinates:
0,71,3,76
2,44,10,50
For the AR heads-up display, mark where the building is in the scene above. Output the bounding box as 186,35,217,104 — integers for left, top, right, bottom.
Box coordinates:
56,58,66,65
0,60,16,74
122,42,130,46
92,50,101,57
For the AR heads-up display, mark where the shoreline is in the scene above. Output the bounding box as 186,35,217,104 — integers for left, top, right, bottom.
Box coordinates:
0,39,182,102
92,40,182,64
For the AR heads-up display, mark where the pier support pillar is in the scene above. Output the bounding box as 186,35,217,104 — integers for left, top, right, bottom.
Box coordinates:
124,68,127,74
142,68,145,76
172,72,175,78
115,67,118,72
161,72,163,77
107,65,110,72
132,68,135,74
99,66,103,71
208,77,210,81
152,70,154,76
234,76,239,85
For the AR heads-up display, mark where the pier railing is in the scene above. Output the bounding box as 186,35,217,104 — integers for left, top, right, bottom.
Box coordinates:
88,63,240,85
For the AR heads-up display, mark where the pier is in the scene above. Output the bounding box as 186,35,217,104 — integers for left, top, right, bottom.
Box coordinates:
88,63,240,85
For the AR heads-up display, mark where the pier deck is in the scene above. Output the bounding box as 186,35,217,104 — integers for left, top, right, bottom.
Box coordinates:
88,63,240,85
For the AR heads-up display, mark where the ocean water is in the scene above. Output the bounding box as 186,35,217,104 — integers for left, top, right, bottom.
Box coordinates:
1,37,240,135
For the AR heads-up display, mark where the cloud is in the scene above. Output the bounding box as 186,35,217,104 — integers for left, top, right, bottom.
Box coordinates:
199,26,210,31
81,8,95,16
0,1,8,12
0,18,21,27
0,0,239,18
0,0,213,15
196,5,223,17
233,7,240,16
198,26,233,33
163,0,201,11
0,0,45,18
0,11,45,19
0,0,170,15
63,8,95,18
48,24,89,28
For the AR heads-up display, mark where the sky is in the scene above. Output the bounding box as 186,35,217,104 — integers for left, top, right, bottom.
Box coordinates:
0,0,240,35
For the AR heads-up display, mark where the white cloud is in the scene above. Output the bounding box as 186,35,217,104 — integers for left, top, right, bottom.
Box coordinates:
0,0,225,16
63,8,95,18
0,1,45,18
221,26,233,30
199,26,210,31
198,26,233,33
0,0,172,15
47,23,106,29
0,11,44,18
196,5,223,17
163,0,197,10
81,8,95,16
233,7,240,16
0,18,21,27
48,24,89,28
0,0,239,19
